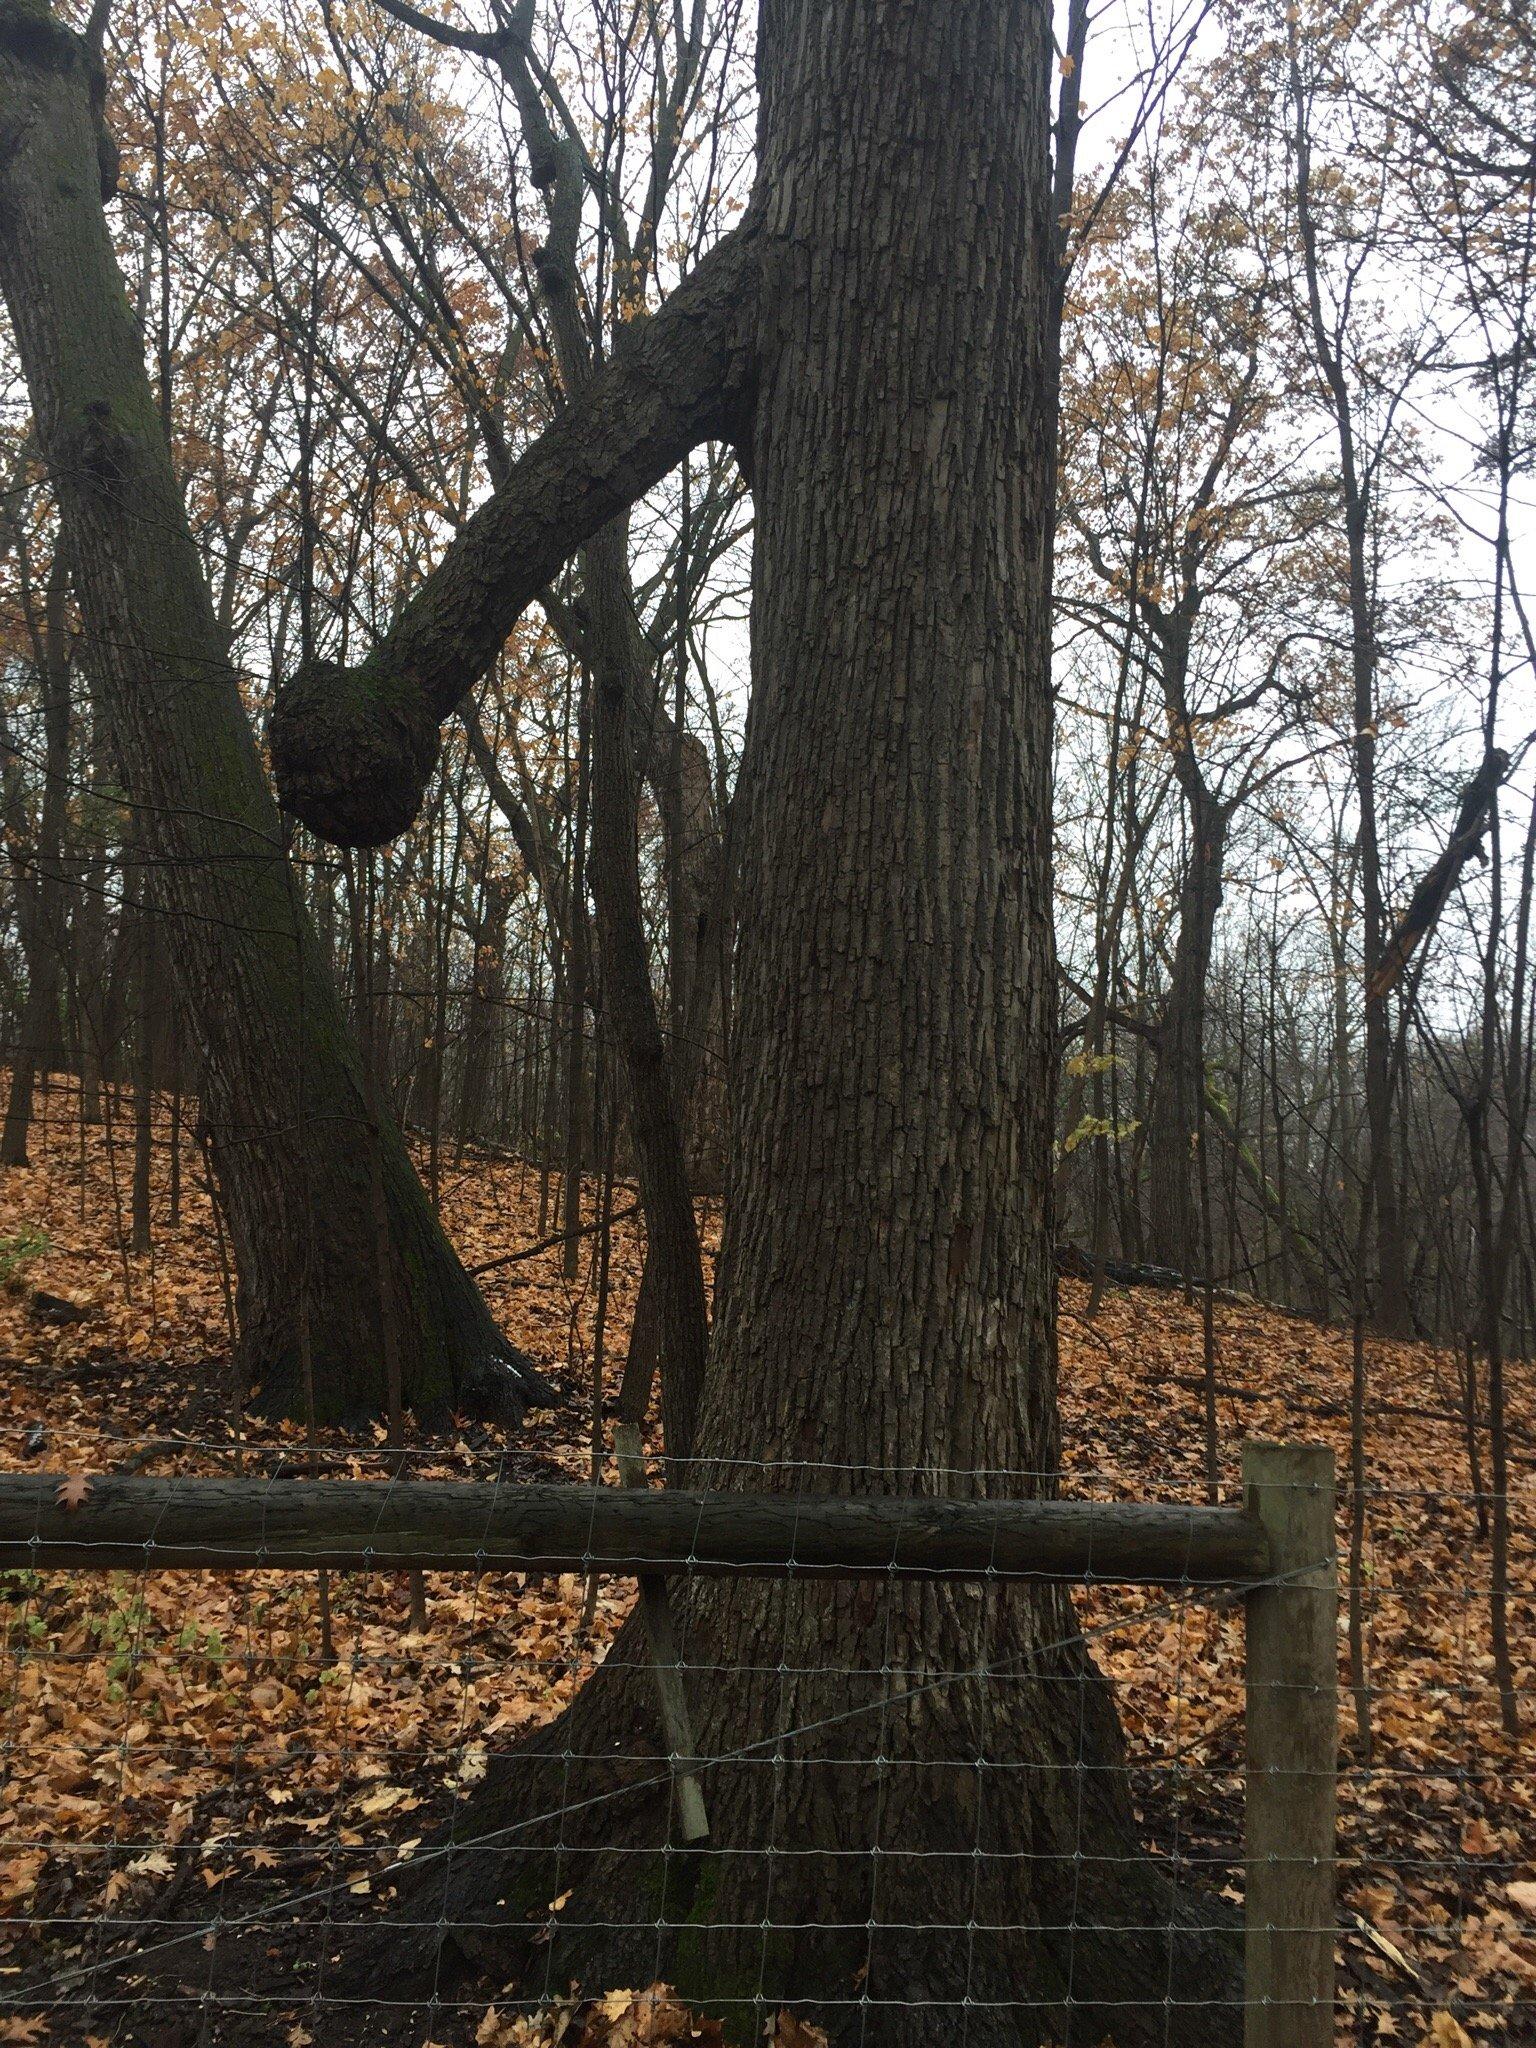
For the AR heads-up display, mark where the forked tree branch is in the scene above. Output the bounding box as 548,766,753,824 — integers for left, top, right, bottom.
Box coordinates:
269,224,757,846
1368,746,1510,1002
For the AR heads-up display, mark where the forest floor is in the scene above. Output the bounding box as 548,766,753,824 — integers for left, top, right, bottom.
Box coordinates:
0,1076,1532,2046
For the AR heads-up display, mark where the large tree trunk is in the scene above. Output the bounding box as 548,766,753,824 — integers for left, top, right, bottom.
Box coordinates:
353,4,1240,2039
0,8,554,1425
638,8,1233,2030
248,0,1246,2030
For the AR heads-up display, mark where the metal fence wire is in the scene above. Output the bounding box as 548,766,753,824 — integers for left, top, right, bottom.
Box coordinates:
0,1429,1530,2048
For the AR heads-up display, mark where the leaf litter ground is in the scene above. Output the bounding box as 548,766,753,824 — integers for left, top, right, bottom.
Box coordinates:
0,1078,1531,2044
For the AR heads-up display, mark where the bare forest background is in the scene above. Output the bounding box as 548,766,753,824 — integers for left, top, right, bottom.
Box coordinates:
0,0,1533,2041
2,0,1532,1370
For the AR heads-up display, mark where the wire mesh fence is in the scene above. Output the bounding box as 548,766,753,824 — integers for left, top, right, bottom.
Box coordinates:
0,1078,1531,2043
0,1427,1529,2046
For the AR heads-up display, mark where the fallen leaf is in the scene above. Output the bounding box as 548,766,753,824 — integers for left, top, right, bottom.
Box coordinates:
772,2018,829,2048
1430,2015,1473,2048
357,1784,409,1817
1460,1817,1499,1857
1351,1915,1421,1984
476,2011,527,2047
53,1474,91,1512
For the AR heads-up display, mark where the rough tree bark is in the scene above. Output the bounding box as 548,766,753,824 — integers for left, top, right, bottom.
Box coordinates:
269,0,1241,2036
0,3,555,1424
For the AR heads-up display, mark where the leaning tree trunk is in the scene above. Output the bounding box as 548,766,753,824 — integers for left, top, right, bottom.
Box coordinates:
0,7,553,1425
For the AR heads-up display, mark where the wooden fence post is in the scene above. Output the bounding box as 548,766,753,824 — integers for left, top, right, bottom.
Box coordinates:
1243,1440,1338,2048
614,1423,710,1844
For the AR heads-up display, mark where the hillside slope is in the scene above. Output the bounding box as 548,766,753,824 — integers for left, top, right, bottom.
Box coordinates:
0,1079,1531,2043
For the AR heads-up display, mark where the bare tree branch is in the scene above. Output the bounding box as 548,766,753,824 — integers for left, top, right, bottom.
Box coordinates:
269,224,757,846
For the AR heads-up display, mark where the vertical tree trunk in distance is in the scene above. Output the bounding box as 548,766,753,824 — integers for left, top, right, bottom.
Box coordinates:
129,848,154,1254
455,857,511,1160
1143,785,1229,1272
586,516,711,1460
274,1,1243,2037
70,700,113,1126
0,5,555,1426
1289,39,1409,1335
0,552,71,1167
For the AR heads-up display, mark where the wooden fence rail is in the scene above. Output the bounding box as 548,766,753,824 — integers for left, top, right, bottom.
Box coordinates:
0,1442,1337,2048
0,1469,1270,1582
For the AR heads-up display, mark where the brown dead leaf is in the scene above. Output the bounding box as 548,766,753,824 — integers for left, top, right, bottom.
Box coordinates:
1429,2014,1474,2048
53,1473,91,1511
357,1783,409,1817
1351,1914,1422,1984
771,2018,830,2048
476,2011,537,2048
1,1085,1533,2038
580,1984,713,2046
0,1850,45,1910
